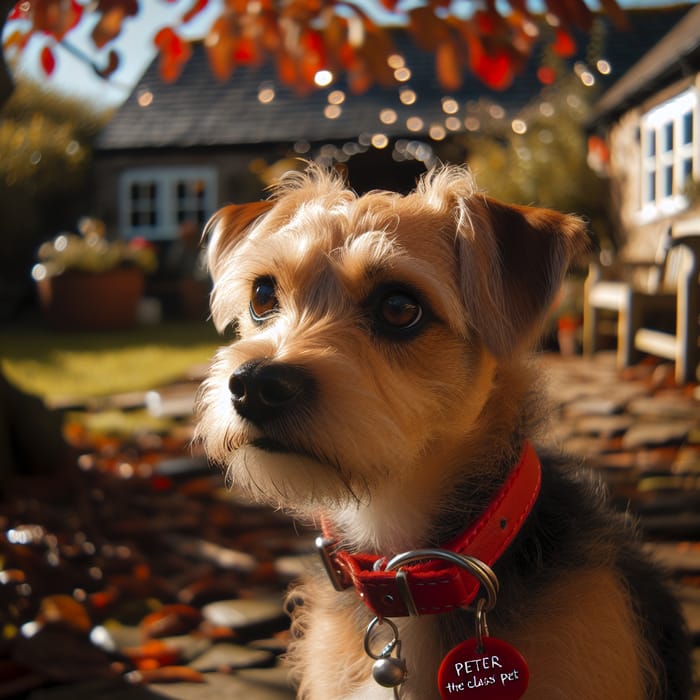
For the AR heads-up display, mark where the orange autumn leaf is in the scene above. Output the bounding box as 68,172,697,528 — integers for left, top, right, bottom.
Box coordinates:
205,15,236,80
38,595,92,633
408,5,448,52
33,0,83,40
3,29,31,52
92,6,130,48
277,51,299,86
436,38,463,91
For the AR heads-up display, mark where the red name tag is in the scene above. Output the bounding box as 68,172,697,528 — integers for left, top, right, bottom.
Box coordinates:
438,637,529,699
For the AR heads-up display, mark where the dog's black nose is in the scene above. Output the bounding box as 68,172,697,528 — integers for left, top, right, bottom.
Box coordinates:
229,360,315,424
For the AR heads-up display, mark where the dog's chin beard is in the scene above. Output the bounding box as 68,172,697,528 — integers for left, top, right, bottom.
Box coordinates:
249,436,306,455
225,440,368,512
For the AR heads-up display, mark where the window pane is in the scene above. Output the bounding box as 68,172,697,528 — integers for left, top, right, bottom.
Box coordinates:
127,180,158,230
663,165,673,197
682,111,693,145
647,130,656,157
682,158,692,186
647,171,656,202
175,178,210,225
663,122,673,152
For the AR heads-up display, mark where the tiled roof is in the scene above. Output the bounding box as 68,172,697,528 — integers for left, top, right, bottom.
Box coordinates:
96,7,692,151
591,2,700,125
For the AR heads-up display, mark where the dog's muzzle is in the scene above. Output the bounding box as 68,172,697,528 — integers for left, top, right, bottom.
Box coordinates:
229,359,316,426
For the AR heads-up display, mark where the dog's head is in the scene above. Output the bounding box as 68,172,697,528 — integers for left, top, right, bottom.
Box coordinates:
196,165,589,520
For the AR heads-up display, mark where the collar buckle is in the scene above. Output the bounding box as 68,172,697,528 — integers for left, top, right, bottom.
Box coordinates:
315,535,347,591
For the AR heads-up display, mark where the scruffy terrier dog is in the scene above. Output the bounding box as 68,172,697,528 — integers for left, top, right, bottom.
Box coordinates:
197,165,690,699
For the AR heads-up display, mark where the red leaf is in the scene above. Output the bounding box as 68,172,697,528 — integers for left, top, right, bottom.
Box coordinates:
339,41,357,71
40,44,56,75
153,26,177,50
537,65,556,85
474,10,498,35
9,3,28,20
588,135,610,163
233,36,258,64
301,28,324,62
121,640,181,669
473,49,513,90
154,27,192,81
552,29,576,58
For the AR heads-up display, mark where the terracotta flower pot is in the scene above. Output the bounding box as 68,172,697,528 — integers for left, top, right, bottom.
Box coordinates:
37,266,145,331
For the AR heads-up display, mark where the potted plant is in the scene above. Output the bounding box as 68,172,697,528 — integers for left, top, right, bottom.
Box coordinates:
32,218,157,331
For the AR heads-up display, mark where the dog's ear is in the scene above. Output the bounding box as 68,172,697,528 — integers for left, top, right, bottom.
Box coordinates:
204,201,274,281
457,195,590,358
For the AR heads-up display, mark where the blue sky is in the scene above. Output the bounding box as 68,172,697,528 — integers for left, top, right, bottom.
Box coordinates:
4,0,696,110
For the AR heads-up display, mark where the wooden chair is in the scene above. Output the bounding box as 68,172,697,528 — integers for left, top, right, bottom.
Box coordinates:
583,226,700,383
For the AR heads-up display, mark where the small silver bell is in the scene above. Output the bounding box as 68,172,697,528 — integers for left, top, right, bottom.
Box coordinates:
372,656,407,688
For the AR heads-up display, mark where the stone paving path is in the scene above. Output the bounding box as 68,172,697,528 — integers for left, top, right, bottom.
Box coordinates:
542,352,700,698
0,351,698,699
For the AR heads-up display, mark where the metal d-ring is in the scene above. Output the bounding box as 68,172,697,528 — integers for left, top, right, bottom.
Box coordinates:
383,548,499,615
474,597,489,651
364,616,401,660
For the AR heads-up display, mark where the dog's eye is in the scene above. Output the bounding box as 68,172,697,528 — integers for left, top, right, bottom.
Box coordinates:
250,276,278,323
379,291,423,329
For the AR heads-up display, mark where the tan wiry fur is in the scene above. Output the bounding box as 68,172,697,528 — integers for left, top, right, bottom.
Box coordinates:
196,164,684,699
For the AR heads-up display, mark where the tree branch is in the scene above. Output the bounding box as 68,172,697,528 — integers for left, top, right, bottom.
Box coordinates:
0,0,16,108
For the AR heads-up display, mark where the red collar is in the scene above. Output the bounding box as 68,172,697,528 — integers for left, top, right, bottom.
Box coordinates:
316,441,542,617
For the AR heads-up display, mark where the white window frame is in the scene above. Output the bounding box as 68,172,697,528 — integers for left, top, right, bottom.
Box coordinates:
119,167,218,240
639,88,698,223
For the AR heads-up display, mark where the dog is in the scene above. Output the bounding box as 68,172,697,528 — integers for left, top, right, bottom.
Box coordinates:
196,164,691,699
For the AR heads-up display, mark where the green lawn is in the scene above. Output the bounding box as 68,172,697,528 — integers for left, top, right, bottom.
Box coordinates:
1,320,224,404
